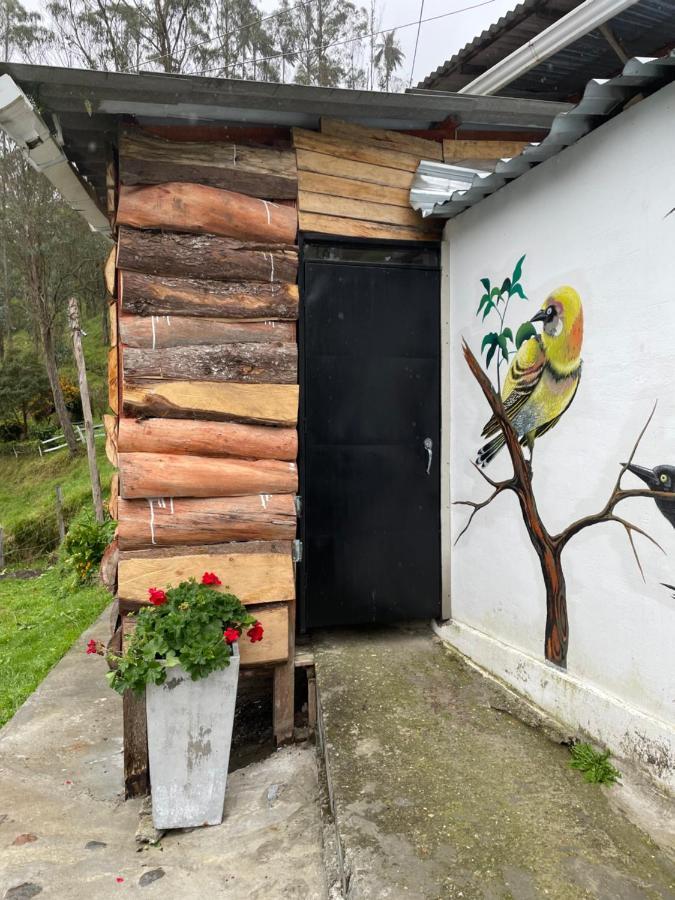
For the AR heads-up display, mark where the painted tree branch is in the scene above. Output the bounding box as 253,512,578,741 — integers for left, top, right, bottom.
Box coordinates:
455,341,667,669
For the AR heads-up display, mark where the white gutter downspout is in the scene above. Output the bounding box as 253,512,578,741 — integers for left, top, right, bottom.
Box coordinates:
458,0,639,96
0,74,111,237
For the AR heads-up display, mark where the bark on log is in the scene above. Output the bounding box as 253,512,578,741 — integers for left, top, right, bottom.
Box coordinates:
123,341,297,384
119,313,296,349
120,156,297,199
118,544,295,604
117,228,298,283
118,452,298,499
117,183,298,244
99,538,119,593
119,129,297,199
116,494,296,549
118,417,297,461
120,270,298,319
123,380,299,426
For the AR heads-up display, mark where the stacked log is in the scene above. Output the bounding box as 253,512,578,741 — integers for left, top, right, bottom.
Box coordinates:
107,128,299,759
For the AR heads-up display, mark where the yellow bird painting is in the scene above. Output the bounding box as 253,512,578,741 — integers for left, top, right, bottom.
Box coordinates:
477,286,584,468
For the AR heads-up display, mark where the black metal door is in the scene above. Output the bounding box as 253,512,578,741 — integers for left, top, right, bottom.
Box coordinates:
300,241,441,628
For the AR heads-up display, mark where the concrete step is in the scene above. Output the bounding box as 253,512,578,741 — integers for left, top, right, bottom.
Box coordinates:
313,624,675,900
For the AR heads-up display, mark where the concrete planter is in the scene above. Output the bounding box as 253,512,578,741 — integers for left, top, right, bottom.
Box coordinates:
146,644,240,829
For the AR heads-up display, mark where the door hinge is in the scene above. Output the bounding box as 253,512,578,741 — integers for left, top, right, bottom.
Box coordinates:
294,495,302,516
292,539,303,563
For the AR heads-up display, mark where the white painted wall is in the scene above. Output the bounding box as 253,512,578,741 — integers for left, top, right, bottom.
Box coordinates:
438,81,675,789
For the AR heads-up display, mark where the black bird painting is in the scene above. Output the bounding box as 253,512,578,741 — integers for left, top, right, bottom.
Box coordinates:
625,463,675,529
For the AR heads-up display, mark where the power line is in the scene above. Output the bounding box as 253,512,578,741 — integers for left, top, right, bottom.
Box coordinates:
408,0,425,88
192,0,497,80
124,0,319,74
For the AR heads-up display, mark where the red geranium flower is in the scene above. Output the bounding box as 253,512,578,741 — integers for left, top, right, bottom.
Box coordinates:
86,639,98,655
223,627,240,644
148,587,167,606
202,572,222,586
247,621,264,643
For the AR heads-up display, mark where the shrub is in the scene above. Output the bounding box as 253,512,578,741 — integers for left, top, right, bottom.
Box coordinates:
60,510,116,583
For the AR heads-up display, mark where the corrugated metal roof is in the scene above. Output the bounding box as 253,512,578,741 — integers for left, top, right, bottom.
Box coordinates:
415,0,675,100
410,51,675,219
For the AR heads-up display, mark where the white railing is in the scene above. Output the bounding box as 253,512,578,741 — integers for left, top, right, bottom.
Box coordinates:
38,422,104,455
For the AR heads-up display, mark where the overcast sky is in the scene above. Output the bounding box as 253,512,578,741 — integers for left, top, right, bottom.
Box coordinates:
26,0,521,86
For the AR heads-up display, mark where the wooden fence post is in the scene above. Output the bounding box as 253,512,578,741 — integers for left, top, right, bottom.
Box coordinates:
55,485,65,544
68,297,105,524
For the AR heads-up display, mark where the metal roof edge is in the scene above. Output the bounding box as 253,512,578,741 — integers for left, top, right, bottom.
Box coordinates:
410,51,675,219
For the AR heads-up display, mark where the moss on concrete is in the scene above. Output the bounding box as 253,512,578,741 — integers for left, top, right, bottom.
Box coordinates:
314,625,675,899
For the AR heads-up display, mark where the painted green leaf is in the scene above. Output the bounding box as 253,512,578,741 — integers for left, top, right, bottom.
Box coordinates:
511,254,526,285
480,277,491,293
477,293,491,314
509,283,527,299
490,286,502,300
501,327,513,343
500,277,511,296
482,301,495,320
485,343,498,368
497,333,511,361
515,321,537,348
481,332,498,354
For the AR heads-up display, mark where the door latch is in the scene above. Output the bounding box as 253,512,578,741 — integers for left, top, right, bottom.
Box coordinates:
424,437,433,475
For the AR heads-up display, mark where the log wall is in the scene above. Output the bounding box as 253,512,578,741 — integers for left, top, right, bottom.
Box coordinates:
107,127,299,770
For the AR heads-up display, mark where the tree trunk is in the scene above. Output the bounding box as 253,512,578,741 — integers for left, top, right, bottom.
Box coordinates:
38,313,79,456
117,228,298,283
120,271,298,320
117,183,298,244
542,545,568,668
118,452,298,499
116,494,296,549
123,341,297,384
119,314,296,349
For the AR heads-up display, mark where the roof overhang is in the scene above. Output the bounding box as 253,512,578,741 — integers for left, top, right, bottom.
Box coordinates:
0,62,571,217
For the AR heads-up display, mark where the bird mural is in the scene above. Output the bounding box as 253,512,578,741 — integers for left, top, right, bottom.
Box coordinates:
624,463,675,529
477,286,584,468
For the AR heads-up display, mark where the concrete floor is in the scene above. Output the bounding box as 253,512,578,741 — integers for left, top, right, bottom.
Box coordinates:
313,624,675,900
0,610,328,900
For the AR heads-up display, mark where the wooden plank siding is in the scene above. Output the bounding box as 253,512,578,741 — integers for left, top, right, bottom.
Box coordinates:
293,119,443,241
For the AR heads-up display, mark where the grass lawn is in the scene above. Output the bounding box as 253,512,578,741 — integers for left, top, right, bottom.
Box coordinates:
0,568,110,727
0,443,113,562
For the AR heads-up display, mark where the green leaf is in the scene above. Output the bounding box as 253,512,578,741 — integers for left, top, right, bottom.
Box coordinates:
511,254,526,285
481,332,498,354
490,286,502,300
482,301,495,321
509,283,527,300
515,321,537,349
501,327,513,343
500,277,511,296
485,343,497,368
497,333,511,361
480,277,491,293
477,293,491,314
